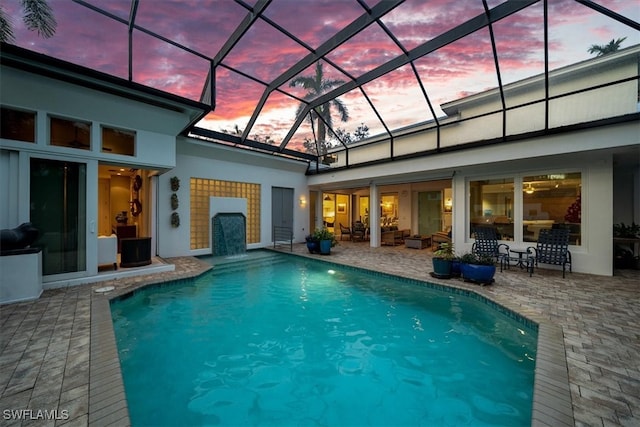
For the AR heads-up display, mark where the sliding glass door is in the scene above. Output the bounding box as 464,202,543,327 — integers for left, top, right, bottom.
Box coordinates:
30,158,87,275
418,191,442,236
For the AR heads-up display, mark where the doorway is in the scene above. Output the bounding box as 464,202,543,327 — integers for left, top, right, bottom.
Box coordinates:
418,191,442,236
272,187,294,239
30,158,87,276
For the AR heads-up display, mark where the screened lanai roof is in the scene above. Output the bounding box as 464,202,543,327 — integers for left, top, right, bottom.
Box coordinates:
4,0,640,165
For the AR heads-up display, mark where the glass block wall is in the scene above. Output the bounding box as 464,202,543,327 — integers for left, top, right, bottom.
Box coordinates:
190,178,260,250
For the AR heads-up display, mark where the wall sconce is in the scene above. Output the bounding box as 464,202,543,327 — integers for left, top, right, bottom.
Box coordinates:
299,196,306,207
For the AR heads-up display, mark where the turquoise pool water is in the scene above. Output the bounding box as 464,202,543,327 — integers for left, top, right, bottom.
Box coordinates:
111,252,537,426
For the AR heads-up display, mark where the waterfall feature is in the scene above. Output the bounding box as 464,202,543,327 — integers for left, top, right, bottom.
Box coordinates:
212,213,246,257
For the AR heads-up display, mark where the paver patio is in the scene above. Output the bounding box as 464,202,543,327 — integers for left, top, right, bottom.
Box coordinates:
0,243,638,426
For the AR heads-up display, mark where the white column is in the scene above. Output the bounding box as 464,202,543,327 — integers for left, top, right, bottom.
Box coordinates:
315,191,323,232
369,182,380,247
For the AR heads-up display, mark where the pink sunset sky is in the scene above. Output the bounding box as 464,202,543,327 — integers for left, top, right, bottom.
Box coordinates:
5,0,639,151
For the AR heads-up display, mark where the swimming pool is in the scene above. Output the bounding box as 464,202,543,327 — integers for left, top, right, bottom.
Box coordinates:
111,251,537,426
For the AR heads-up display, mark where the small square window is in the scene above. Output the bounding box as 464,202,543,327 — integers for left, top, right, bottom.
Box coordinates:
102,126,135,156
1,107,36,143
50,117,91,150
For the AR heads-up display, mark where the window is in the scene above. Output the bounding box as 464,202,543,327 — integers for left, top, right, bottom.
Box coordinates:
359,196,369,227
380,193,398,227
50,117,91,150
102,126,135,155
190,178,260,250
522,173,581,244
469,178,514,240
1,107,35,143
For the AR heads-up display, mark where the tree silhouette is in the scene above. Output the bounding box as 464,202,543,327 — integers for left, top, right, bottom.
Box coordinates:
330,123,370,144
0,0,57,43
289,62,349,156
587,37,627,56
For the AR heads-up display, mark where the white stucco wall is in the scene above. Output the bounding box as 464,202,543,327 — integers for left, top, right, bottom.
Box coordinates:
1,63,202,283
0,66,179,170
309,121,638,276
157,137,310,258
451,152,614,276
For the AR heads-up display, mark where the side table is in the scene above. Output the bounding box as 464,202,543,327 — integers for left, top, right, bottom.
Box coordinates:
405,236,431,249
509,249,532,271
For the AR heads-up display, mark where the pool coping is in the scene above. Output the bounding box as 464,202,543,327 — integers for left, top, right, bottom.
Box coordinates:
88,253,573,427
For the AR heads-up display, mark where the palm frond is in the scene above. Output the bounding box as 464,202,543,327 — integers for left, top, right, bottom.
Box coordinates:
0,6,15,43
22,0,57,39
332,99,349,122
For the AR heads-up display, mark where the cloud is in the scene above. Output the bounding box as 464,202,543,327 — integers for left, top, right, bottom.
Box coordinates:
6,0,636,152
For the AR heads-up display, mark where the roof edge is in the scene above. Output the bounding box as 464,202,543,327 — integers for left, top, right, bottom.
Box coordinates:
0,43,211,132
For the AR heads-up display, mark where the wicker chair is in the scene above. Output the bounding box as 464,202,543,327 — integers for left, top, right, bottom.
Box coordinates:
472,226,510,272
339,223,352,241
527,228,572,278
352,221,367,241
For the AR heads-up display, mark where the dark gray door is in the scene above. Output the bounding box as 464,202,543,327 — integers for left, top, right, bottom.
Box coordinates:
418,191,442,236
272,187,294,240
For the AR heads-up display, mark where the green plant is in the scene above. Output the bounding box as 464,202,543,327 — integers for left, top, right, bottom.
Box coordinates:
433,242,455,260
459,252,496,266
613,222,639,238
313,227,337,247
458,253,477,264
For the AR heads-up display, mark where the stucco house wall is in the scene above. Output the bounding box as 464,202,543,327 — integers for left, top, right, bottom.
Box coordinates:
157,137,310,258
1,58,205,284
330,45,640,168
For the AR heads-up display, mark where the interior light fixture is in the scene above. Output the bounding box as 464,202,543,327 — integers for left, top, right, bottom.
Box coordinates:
299,196,306,207
324,194,332,201
524,184,535,194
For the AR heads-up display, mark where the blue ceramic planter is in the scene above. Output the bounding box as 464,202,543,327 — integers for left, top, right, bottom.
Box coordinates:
460,263,496,284
432,258,452,278
306,240,320,254
319,239,332,255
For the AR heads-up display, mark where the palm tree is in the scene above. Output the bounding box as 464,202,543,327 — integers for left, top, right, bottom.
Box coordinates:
0,0,57,43
587,37,627,57
289,62,349,156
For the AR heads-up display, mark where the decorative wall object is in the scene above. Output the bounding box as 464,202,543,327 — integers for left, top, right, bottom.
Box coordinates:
171,212,180,228
130,174,142,217
170,176,180,227
170,176,180,192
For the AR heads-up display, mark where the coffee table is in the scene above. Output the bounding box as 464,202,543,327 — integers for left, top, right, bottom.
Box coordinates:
405,236,431,249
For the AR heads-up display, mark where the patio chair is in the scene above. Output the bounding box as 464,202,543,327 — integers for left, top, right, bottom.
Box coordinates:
352,221,367,241
339,223,352,241
472,226,510,272
431,226,452,250
527,228,572,278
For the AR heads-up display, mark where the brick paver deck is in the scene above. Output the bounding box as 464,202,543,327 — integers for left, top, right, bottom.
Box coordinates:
1,243,638,426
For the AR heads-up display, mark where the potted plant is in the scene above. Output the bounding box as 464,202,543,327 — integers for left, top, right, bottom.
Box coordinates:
451,255,462,278
313,227,337,255
432,242,455,278
613,222,640,238
613,223,640,269
459,252,496,285
305,234,320,254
